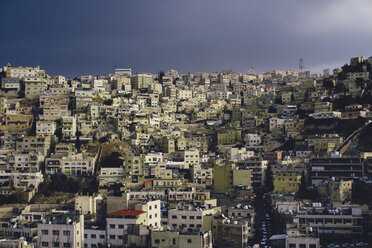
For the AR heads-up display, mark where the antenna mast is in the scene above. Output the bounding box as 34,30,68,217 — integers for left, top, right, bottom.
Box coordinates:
299,58,305,73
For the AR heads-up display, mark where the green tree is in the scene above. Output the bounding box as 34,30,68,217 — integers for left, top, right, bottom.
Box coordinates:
103,99,113,105
323,79,334,90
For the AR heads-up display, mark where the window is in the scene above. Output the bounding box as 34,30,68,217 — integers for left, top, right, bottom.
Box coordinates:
187,239,192,243
63,243,71,248
309,245,317,248
289,244,296,248
42,242,49,247
155,239,160,244
299,245,306,248
84,234,87,238
110,235,115,240
42,230,48,235
172,215,177,219
53,242,60,248
63,231,70,236
91,234,96,239
99,235,105,239
118,224,124,229
182,216,187,219
110,224,115,228
197,216,202,219
118,235,123,240
190,216,195,219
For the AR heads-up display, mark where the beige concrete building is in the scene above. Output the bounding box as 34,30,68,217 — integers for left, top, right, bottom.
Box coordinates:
62,116,77,139
24,80,48,99
98,166,125,187
131,74,153,89
61,153,96,176
42,104,69,121
167,205,221,231
15,136,51,155
7,151,42,172
0,171,43,190
75,194,103,215
5,66,46,79
184,148,200,169
36,120,56,136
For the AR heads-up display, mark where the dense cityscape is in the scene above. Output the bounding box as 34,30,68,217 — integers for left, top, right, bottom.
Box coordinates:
0,56,371,248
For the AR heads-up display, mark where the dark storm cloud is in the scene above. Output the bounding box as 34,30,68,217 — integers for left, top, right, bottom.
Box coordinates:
0,0,371,76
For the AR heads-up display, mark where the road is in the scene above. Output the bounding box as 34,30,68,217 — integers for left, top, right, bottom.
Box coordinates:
336,122,371,153
251,187,273,247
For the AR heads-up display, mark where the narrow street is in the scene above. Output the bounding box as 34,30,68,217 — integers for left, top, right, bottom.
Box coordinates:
251,187,273,247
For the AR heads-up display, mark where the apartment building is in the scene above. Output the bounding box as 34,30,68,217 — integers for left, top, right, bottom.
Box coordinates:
294,205,363,244
16,136,51,155
1,77,21,90
62,116,77,139
7,152,42,172
106,210,147,247
184,148,200,169
42,104,69,121
5,66,46,79
74,88,93,111
0,171,43,190
273,171,302,193
98,166,125,187
245,133,262,146
286,223,320,248
310,156,363,186
212,217,250,248
0,114,33,134
83,228,106,248
167,204,221,231
307,134,343,153
37,212,84,248
36,120,56,136
24,80,48,99
131,74,153,89
151,230,212,248
61,153,96,176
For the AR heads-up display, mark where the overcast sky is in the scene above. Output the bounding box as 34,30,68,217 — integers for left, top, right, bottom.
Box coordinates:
0,0,371,77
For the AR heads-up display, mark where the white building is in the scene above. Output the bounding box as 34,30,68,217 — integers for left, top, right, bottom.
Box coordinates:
184,149,200,170
84,228,106,248
37,212,84,248
245,134,262,146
